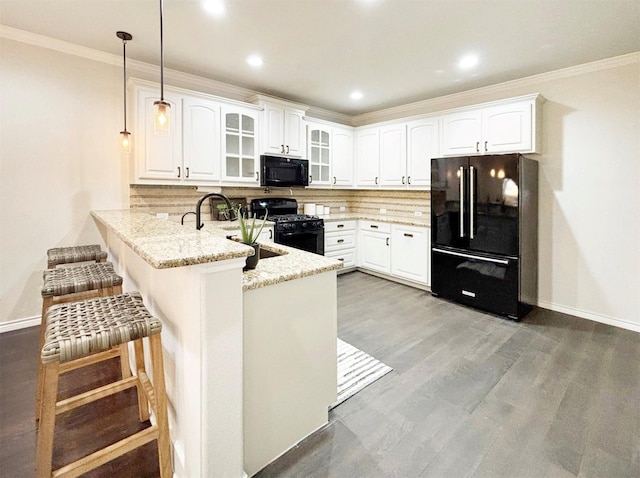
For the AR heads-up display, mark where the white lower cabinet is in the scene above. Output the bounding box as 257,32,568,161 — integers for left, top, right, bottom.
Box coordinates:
391,224,430,285
358,221,391,273
324,220,357,269
357,220,430,286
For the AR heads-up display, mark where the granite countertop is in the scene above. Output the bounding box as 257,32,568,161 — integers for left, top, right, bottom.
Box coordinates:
91,210,343,290
320,213,430,228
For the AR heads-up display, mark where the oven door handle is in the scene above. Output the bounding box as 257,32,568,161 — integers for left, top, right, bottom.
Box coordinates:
278,231,322,238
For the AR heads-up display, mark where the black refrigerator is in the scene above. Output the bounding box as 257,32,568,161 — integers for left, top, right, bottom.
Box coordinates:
430,153,538,320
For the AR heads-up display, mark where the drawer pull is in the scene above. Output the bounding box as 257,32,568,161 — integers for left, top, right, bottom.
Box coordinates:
337,224,344,228
404,233,413,238
337,239,345,244
338,258,344,262
370,225,379,229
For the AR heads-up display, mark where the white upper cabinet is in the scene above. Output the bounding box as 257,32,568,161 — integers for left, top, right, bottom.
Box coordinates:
356,128,380,187
406,118,439,188
379,124,407,187
441,94,542,156
331,126,354,187
251,96,307,157
135,86,184,181
182,97,220,182
221,107,260,184
307,123,332,186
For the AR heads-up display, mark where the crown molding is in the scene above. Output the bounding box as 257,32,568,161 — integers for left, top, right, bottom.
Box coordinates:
353,52,640,126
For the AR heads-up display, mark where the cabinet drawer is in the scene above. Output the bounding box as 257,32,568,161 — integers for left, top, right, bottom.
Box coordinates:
359,221,391,234
325,231,356,251
325,250,356,268
324,220,356,233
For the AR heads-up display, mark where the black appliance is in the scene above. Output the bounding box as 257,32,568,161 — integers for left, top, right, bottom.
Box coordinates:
260,155,309,187
250,198,324,255
430,153,538,320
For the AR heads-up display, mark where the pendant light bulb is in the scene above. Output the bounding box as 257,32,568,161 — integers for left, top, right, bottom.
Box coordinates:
154,0,171,135
117,31,133,153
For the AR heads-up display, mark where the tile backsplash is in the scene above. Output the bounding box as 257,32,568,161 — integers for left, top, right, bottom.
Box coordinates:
130,185,430,221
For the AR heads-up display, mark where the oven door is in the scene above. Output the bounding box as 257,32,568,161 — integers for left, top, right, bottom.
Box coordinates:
275,230,324,255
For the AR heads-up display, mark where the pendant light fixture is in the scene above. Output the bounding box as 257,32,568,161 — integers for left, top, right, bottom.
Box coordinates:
117,31,133,152
153,0,170,135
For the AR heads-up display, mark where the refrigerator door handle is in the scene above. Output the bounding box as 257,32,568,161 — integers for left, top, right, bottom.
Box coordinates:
459,166,465,237
432,247,510,265
470,166,475,239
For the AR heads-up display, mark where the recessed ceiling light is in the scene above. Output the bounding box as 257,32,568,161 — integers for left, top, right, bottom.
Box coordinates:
350,91,363,100
458,53,479,70
247,55,264,67
202,0,225,16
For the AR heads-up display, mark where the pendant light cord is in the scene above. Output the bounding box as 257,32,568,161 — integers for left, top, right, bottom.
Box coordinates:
123,39,127,131
159,0,165,101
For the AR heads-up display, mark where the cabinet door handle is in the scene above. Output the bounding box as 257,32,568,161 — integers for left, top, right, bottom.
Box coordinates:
408,176,411,185
370,225,379,229
402,176,405,185
186,167,190,178
286,145,290,154
404,233,414,238
269,229,273,239
337,239,345,244
375,176,379,185
281,144,285,154
333,176,337,185
177,166,181,178
256,172,259,182
484,141,488,152
476,141,480,153
386,237,390,246
309,175,313,184
337,224,344,228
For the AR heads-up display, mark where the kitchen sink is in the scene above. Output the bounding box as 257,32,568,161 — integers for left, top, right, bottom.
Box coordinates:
259,248,285,259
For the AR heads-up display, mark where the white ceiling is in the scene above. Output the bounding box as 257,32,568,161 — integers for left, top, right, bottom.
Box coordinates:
2,0,639,116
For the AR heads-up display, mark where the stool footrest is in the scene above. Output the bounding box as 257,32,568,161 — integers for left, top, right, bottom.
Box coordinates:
56,376,138,415
59,348,121,374
52,425,159,478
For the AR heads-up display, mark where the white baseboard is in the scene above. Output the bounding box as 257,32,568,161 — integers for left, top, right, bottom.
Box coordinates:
0,315,41,333
536,299,640,333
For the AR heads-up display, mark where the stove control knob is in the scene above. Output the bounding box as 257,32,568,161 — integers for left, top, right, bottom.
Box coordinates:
302,222,308,228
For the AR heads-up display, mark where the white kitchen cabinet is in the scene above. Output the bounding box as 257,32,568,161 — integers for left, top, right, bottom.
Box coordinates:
391,224,429,285
358,221,391,273
441,95,542,156
251,96,307,157
356,128,380,187
406,118,439,188
307,123,332,186
331,126,354,187
379,124,407,187
324,220,357,270
182,97,221,182
221,106,260,184
134,86,184,181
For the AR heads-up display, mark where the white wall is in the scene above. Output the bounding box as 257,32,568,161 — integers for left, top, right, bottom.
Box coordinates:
1,33,639,332
0,38,129,327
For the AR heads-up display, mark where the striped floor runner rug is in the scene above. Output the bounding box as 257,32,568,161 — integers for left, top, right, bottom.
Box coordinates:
332,339,393,409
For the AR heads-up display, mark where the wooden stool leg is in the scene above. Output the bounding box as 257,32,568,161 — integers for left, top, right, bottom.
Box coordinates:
36,297,53,424
36,360,60,477
133,338,150,422
150,334,173,478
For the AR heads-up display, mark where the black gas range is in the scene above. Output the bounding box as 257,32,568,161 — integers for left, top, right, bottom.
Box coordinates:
250,198,324,255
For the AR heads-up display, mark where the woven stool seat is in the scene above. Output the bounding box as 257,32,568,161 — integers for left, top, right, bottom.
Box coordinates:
42,292,162,364
47,244,107,268
41,262,123,298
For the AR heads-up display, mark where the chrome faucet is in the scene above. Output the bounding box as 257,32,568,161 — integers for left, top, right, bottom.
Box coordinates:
195,193,234,230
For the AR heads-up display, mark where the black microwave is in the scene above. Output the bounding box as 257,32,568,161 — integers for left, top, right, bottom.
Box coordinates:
260,155,309,187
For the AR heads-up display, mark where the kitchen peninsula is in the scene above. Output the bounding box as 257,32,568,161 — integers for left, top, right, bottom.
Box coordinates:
91,210,342,478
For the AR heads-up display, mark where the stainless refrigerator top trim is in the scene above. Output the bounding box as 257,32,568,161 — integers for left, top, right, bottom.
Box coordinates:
432,247,510,265
459,166,465,238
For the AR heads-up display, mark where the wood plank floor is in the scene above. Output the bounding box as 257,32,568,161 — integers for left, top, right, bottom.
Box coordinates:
1,271,639,477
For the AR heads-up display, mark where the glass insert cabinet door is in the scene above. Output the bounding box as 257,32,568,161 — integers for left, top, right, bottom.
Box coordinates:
223,109,259,182
308,126,331,185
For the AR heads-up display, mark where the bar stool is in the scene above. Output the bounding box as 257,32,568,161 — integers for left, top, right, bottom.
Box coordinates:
36,262,130,423
47,244,108,269
37,291,172,477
